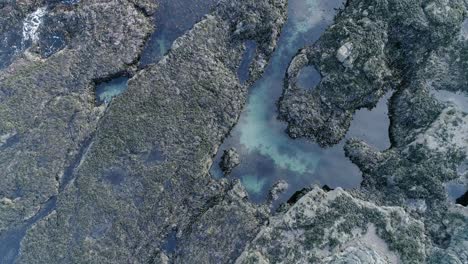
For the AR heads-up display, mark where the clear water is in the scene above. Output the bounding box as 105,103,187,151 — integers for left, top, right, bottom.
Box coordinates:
211,0,392,203
431,89,468,112
95,77,129,104
297,66,321,90
139,0,218,66
238,41,257,84
446,181,467,202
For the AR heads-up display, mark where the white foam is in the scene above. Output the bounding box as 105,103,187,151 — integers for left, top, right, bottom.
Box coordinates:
22,7,47,44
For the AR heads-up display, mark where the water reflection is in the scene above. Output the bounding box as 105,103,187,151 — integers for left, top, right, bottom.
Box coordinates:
211,0,392,204
446,181,467,203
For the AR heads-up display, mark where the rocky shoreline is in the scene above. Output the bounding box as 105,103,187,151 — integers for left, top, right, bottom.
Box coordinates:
0,0,466,263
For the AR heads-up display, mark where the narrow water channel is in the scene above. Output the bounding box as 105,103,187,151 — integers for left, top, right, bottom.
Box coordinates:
211,0,392,204
139,0,218,67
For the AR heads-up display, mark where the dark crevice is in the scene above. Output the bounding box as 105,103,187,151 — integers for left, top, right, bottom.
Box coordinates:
92,71,132,87
130,2,155,18
287,188,312,205
0,134,20,151
59,135,94,192
456,191,468,206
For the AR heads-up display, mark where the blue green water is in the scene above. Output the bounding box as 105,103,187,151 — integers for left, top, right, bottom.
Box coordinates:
95,77,129,104
211,0,392,203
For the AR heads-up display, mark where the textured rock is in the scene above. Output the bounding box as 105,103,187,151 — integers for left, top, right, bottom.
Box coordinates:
220,148,241,175
1,0,467,263
237,0,468,263
15,0,287,263
279,0,466,146
236,187,426,263
0,0,152,236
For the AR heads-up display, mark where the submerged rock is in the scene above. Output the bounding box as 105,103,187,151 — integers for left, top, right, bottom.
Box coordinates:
220,148,241,175
268,180,289,202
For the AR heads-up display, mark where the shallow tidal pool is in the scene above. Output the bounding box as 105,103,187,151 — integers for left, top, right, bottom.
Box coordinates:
211,0,392,204
95,77,129,104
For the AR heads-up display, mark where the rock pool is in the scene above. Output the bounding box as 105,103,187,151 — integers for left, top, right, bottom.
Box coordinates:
95,77,129,104
211,0,392,203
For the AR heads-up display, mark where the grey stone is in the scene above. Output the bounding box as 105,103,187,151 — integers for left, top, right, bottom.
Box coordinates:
220,148,241,175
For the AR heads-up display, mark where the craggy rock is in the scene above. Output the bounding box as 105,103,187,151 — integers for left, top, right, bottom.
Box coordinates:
0,0,152,236
236,187,427,264
220,148,241,175
235,0,468,263
176,181,269,263
2,0,468,263
16,0,287,263
279,0,466,146
268,180,289,202
344,102,468,263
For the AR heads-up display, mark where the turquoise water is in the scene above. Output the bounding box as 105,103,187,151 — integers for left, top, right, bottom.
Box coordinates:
95,77,129,104
211,0,392,203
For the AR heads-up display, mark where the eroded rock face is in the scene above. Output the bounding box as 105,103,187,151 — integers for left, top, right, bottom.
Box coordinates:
14,0,287,263
278,0,465,147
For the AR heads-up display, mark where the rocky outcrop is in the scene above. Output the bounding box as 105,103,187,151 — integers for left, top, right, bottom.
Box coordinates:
236,0,468,263
220,148,241,175
1,0,467,263
236,187,427,263
0,0,152,237
279,0,466,147
15,0,287,263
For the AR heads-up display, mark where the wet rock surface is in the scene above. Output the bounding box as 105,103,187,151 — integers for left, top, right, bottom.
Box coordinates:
242,0,468,263
0,0,152,245
1,0,467,263
220,148,241,176
3,0,287,263
279,0,465,147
